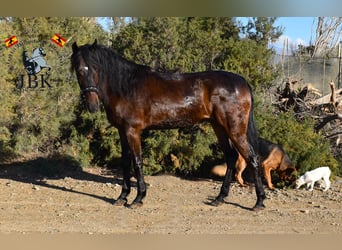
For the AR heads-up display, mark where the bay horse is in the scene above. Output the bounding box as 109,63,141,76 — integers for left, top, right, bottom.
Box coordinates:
71,40,266,211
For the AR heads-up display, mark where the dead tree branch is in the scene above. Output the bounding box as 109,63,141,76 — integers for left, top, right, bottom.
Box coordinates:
314,113,342,132
313,17,342,57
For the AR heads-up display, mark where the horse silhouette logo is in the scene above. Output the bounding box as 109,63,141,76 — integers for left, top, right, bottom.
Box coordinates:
22,47,51,75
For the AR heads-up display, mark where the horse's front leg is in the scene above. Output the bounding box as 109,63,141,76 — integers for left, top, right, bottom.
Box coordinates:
130,154,146,208
114,130,133,206
114,152,132,206
125,127,146,208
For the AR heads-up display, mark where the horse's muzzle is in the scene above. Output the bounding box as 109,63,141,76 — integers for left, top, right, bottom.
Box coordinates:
81,88,100,113
86,102,100,113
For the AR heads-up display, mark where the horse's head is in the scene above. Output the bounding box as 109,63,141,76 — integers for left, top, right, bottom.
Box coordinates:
71,40,100,113
31,47,46,58
38,47,46,56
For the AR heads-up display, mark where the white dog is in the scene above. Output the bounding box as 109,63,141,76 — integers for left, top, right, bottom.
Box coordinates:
295,166,331,191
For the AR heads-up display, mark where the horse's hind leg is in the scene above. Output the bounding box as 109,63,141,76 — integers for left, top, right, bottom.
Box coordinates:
248,147,266,210
211,124,239,206
211,119,266,210
232,134,266,210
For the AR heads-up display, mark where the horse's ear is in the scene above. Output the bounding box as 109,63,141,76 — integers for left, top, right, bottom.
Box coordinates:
93,39,98,46
72,42,78,53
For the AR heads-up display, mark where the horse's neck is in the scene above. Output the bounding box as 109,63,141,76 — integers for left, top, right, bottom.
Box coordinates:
31,52,39,58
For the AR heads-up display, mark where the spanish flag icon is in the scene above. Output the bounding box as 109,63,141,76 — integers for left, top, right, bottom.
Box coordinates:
51,34,66,47
4,36,19,48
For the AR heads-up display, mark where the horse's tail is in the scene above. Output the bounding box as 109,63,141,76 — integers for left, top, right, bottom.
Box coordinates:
246,84,259,156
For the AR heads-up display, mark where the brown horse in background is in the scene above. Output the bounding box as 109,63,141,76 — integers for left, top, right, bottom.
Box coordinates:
71,40,266,211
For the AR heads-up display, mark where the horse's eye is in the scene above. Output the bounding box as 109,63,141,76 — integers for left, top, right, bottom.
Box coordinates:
78,66,89,76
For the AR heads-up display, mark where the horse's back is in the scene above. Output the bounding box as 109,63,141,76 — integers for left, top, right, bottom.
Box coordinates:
184,71,249,89
181,71,252,107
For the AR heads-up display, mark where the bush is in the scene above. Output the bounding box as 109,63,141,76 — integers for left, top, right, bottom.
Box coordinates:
60,107,121,168
142,125,219,175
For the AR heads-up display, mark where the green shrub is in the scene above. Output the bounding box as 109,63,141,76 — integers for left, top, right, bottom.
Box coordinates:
60,108,121,168
142,130,178,175
140,125,218,175
141,125,218,175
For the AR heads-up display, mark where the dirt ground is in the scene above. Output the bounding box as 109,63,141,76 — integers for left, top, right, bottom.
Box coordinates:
0,164,341,235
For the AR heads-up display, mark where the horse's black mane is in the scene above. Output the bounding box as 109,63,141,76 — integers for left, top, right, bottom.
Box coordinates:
72,43,152,98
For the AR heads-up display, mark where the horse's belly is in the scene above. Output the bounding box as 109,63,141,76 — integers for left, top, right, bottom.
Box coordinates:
148,105,209,129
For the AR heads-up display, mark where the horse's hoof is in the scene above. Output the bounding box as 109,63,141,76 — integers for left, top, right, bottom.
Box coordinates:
125,201,143,209
252,204,265,212
210,199,224,207
113,198,127,206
